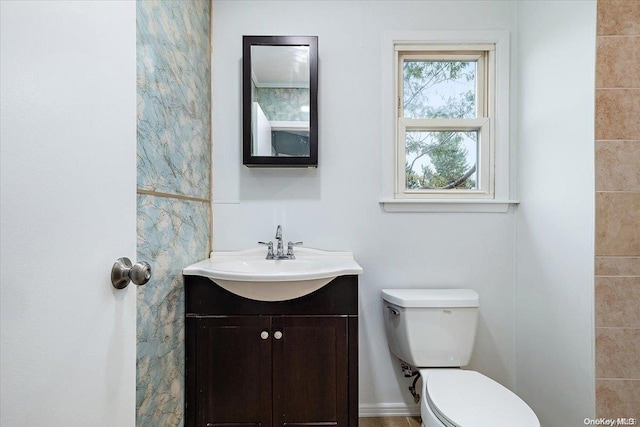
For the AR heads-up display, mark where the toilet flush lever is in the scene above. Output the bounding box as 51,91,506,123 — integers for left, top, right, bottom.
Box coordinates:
386,306,400,316
111,257,152,289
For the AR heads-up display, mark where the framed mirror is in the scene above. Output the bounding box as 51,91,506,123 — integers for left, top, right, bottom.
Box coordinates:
243,36,318,167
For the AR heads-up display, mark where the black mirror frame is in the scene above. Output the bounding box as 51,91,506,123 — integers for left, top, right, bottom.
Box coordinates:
243,35,318,168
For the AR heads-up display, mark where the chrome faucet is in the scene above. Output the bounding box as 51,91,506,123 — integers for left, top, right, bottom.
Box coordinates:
259,225,302,260
275,225,284,258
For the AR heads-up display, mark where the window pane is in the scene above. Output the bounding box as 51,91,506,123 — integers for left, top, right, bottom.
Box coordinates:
405,130,478,190
403,60,476,119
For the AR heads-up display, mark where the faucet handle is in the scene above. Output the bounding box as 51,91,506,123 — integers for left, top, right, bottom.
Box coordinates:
287,241,303,257
258,241,275,258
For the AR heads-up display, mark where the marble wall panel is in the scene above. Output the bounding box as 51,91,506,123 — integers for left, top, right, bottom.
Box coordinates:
137,0,211,200
256,87,310,121
136,1,211,426
136,194,210,426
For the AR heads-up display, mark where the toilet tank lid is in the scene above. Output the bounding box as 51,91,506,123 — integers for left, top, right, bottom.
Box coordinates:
381,289,479,308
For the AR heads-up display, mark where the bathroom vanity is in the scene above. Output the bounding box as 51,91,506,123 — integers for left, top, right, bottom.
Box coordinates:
183,274,358,427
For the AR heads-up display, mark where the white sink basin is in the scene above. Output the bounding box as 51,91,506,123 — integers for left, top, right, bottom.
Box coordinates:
183,247,363,301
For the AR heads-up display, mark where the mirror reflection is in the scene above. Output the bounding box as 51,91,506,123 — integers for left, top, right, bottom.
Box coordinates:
243,36,318,167
251,45,310,157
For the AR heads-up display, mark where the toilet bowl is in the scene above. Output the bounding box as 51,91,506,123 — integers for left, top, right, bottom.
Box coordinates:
420,369,539,427
381,289,540,427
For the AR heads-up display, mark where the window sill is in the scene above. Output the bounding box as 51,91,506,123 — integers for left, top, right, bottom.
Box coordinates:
379,198,519,213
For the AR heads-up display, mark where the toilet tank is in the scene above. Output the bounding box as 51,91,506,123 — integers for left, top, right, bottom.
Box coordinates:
381,289,479,368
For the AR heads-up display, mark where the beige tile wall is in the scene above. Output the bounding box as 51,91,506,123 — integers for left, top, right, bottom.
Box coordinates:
595,0,640,419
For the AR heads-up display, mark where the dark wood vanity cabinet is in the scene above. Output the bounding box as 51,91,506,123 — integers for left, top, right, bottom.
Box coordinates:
184,275,358,427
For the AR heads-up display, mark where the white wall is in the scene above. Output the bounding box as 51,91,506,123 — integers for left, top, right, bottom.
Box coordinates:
514,1,596,426
212,0,596,420
213,0,518,415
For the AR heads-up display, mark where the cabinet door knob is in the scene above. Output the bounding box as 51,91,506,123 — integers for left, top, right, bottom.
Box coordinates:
274,331,283,340
260,331,269,340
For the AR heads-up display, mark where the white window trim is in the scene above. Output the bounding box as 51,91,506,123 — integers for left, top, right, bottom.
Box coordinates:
380,30,518,213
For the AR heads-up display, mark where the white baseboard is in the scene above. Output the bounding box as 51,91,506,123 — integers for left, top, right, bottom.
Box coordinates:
359,403,421,417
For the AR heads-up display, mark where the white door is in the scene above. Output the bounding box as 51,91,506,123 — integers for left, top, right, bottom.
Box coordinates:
1,2,137,426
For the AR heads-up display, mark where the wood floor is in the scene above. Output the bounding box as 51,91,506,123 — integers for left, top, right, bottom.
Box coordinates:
359,417,422,427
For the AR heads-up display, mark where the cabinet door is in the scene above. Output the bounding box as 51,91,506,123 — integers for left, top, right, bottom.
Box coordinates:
196,317,272,427
272,316,349,427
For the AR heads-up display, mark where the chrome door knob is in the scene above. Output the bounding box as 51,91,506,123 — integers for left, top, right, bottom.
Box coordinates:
111,257,152,289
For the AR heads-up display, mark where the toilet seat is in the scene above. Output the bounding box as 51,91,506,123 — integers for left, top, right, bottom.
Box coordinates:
423,370,540,427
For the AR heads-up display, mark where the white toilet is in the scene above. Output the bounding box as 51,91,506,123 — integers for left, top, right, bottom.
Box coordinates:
381,289,540,427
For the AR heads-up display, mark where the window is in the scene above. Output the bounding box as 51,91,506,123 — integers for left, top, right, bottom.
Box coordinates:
381,31,514,213
396,45,494,199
